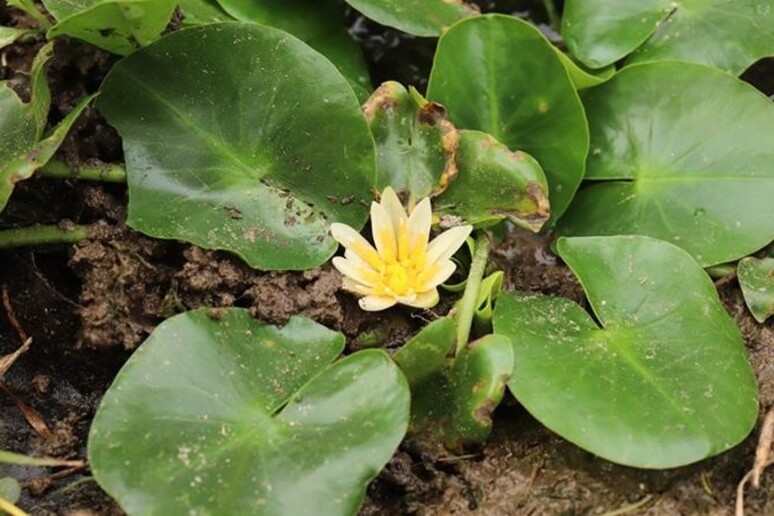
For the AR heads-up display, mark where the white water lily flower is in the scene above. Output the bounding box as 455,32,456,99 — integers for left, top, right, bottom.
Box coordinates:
330,187,472,311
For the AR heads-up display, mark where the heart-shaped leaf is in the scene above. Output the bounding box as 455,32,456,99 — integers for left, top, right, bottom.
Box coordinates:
394,317,513,449
427,14,588,221
43,0,177,55
216,0,371,100
436,130,549,231
558,61,774,267
563,0,774,75
89,309,410,515
98,23,376,270
363,81,456,201
739,257,774,323
344,0,478,37
493,235,758,468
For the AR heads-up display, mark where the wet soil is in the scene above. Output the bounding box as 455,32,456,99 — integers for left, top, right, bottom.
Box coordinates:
2,0,774,514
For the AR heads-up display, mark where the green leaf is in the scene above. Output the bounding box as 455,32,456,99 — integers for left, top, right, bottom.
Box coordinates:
427,14,588,221
43,0,177,55
562,0,774,75
0,477,20,504
556,51,615,90
0,27,36,51
89,309,409,515
216,0,371,101
739,257,774,323
394,318,513,448
363,82,456,201
178,0,233,25
1,93,96,211
436,130,550,231
0,43,93,214
344,0,478,37
473,270,503,334
97,23,376,270
558,61,774,267
493,235,758,468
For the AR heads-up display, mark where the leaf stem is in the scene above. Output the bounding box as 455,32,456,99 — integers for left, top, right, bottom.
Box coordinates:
0,224,90,250
38,160,127,183
541,0,561,31
455,233,489,355
8,0,51,30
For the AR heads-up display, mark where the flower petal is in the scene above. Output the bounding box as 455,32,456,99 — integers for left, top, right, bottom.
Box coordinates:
330,222,383,271
370,201,398,263
380,187,408,231
421,260,457,290
332,257,379,288
359,295,397,311
404,289,439,309
426,225,473,265
342,277,374,296
407,197,432,256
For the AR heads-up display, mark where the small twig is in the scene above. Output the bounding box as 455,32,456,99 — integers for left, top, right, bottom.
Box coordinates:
2,286,29,342
602,495,653,516
0,380,51,439
0,337,32,378
737,458,774,516
19,463,88,489
754,406,774,487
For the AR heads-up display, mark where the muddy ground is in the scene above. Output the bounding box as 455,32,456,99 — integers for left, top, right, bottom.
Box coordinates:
2,1,774,514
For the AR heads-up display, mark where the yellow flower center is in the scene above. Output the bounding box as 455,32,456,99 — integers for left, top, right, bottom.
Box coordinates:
384,263,410,294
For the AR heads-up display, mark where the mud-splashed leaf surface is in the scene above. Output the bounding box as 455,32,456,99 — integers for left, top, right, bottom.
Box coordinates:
0,43,93,214
739,257,774,323
427,15,588,220
42,0,177,55
436,130,550,231
98,23,376,270
493,235,757,468
344,0,478,37
563,0,774,74
363,82,456,201
394,318,512,448
89,309,409,515
216,0,371,100
558,62,774,267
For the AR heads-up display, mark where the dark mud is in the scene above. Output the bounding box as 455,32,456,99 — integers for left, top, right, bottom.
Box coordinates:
2,0,774,514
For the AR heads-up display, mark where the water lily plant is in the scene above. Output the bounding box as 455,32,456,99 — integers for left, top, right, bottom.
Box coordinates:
330,187,472,311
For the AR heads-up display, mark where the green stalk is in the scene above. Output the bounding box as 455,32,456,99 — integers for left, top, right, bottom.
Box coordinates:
455,233,489,356
38,160,127,183
542,0,561,32
0,224,90,249
7,0,51,30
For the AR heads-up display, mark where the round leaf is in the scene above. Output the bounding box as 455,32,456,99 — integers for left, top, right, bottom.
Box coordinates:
344,0,478,37
558,61,774,267
363,81,456,200
562,0,774,75
89,309,410,515
493,235,758,468
97,23,376,270
178,0,233,25
437,129,549,231
43,0,177,55
739,257,774,323
427,14,588,221
216,0,371,100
